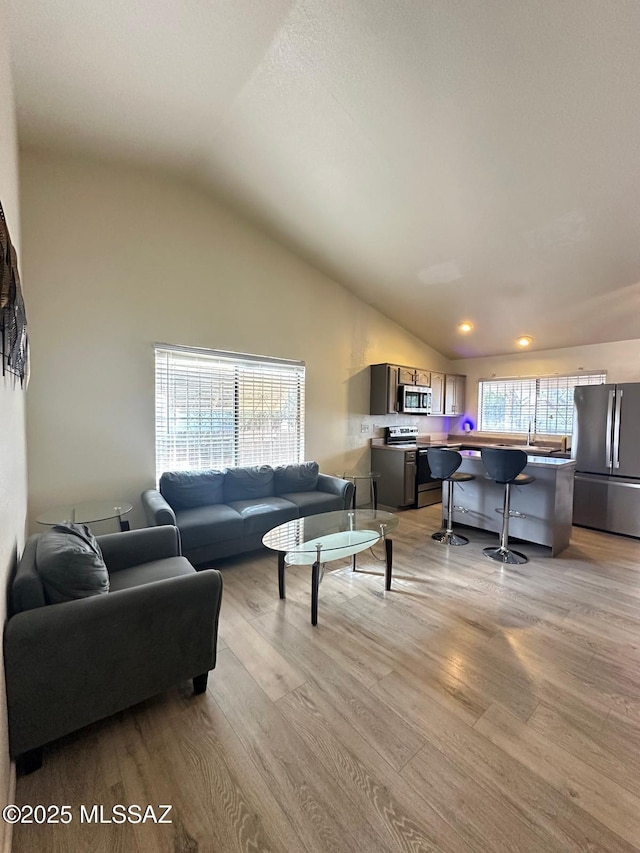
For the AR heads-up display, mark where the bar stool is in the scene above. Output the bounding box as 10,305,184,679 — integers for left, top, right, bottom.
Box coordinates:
427,449,475,546
481,448,534,564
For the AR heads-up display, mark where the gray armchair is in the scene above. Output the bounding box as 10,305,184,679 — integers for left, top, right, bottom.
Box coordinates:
4,525,223,773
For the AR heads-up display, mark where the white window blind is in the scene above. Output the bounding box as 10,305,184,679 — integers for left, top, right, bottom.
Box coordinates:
478,372,606,435
155,345,305,481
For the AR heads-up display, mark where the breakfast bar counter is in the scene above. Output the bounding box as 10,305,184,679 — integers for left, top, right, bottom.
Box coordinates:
451,450,576,556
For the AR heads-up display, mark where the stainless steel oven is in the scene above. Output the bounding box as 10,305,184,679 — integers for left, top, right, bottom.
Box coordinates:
398,384,432,414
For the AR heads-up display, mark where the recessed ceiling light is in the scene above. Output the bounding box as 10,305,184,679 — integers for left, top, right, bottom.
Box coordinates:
516,335,533,347
457,321,473,333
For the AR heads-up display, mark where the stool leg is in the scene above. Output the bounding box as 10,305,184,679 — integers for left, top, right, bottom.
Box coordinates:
432,480,469,546
483,483,528,564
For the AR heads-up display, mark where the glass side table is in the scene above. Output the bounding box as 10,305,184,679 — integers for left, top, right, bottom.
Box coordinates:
339,472,381,511
36,500,133,532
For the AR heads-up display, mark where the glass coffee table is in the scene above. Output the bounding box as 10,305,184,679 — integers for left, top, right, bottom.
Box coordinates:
262,509,398,625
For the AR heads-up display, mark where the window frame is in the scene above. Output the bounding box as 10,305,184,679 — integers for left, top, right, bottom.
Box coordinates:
154,343,305,482
477,371,607,436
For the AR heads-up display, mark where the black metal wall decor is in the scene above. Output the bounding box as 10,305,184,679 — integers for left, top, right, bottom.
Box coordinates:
0,200,28,385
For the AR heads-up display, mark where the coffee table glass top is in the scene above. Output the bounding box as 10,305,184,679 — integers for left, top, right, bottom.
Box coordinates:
36,500,133,526
262,509,397,565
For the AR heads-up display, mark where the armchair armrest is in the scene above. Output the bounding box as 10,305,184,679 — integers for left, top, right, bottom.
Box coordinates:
4,568,223,757
98,525,182,573
141,488,177,527
317,473,354,509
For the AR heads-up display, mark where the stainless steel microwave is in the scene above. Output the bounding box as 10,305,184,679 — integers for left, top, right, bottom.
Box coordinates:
398,384,432,414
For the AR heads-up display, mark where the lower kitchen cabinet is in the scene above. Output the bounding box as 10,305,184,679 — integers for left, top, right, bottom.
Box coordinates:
371,447,417,508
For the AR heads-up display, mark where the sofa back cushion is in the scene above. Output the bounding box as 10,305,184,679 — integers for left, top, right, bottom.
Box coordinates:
160,469,225,510
275,462,319,495
35,523,110,604
223,465,275,503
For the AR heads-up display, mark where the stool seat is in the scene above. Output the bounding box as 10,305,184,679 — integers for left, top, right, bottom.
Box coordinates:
480,448,535,564
427,449,475,546
451,472,475,483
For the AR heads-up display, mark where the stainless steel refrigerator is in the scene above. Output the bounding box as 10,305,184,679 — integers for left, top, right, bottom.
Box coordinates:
572,383,640,537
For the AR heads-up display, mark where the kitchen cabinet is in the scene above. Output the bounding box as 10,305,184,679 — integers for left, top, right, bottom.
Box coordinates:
430,372,445,415
370,363,400,414
444,374,466,416
371,446,417,508
397,367,431,386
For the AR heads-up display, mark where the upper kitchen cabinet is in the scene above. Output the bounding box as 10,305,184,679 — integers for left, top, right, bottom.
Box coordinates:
430,372,445,415
397,367,431,386
444,374,466,416
370,363,400,414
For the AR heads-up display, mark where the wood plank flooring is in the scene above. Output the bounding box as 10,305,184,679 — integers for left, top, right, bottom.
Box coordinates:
13,506,640,852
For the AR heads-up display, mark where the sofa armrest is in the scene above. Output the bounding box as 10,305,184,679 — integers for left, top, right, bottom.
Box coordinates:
316,473,354,509
141,488,177,527
4,568,223,757
98,526,182,573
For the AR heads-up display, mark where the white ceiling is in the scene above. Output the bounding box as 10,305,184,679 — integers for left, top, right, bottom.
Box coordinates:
9,0,640,358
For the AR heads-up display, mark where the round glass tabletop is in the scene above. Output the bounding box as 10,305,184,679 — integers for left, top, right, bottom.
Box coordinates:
36,500,133,526
262,509,397,565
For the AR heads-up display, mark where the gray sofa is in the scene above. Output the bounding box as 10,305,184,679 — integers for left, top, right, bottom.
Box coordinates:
4,525,223,772
141,462,354,566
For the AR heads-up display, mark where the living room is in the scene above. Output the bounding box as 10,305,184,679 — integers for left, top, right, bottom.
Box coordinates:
3,2,640,852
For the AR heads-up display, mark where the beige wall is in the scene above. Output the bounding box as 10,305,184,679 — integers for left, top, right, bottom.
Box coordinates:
21,148,451,530
0,0,28,846
451,339,640,435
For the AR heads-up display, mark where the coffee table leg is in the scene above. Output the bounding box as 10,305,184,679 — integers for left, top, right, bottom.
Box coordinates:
278,551,286,599
311,561,320,626
385,537,393,590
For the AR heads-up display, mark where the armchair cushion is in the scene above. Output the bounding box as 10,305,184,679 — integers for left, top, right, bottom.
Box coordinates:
109,556,195,592
35,523,109,604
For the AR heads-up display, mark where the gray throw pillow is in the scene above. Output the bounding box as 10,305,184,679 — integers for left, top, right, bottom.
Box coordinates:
274,462,319,495
36,523,109,604
160,469,225,510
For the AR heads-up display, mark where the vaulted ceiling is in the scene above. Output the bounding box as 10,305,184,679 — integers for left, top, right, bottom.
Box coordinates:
9,0,640,358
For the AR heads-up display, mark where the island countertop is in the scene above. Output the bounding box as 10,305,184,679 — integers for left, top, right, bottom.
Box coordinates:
458,449,575,469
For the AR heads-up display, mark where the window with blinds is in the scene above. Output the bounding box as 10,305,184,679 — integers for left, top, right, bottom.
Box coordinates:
478,372,606,435
155,345,305,481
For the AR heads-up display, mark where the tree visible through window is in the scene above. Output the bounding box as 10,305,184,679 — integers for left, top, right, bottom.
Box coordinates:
478,372,606,435
154,345,305,482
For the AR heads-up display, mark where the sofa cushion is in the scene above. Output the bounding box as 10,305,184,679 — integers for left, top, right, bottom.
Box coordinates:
160,469,225,510
35,523,110,604
274,462,319,496
175,504,244,552
279,491,344,516
109,556,195,592
227,497,299,536
223,465,274,503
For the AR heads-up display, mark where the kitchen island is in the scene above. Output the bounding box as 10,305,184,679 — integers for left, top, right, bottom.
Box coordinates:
451,450,576,556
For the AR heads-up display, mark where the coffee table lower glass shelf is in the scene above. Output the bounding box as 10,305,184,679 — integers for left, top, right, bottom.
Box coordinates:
262,509,398,625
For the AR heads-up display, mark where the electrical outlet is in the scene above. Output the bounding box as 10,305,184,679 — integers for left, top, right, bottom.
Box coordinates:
361,422,371,433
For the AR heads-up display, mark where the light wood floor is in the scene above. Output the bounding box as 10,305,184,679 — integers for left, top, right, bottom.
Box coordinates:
13,505,640,852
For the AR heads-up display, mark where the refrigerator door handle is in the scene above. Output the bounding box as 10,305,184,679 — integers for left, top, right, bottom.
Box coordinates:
613,389,623,469
605,389,614,468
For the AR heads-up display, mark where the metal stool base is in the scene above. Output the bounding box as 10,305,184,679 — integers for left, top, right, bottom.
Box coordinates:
482,546,528,565
432,530,469,546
